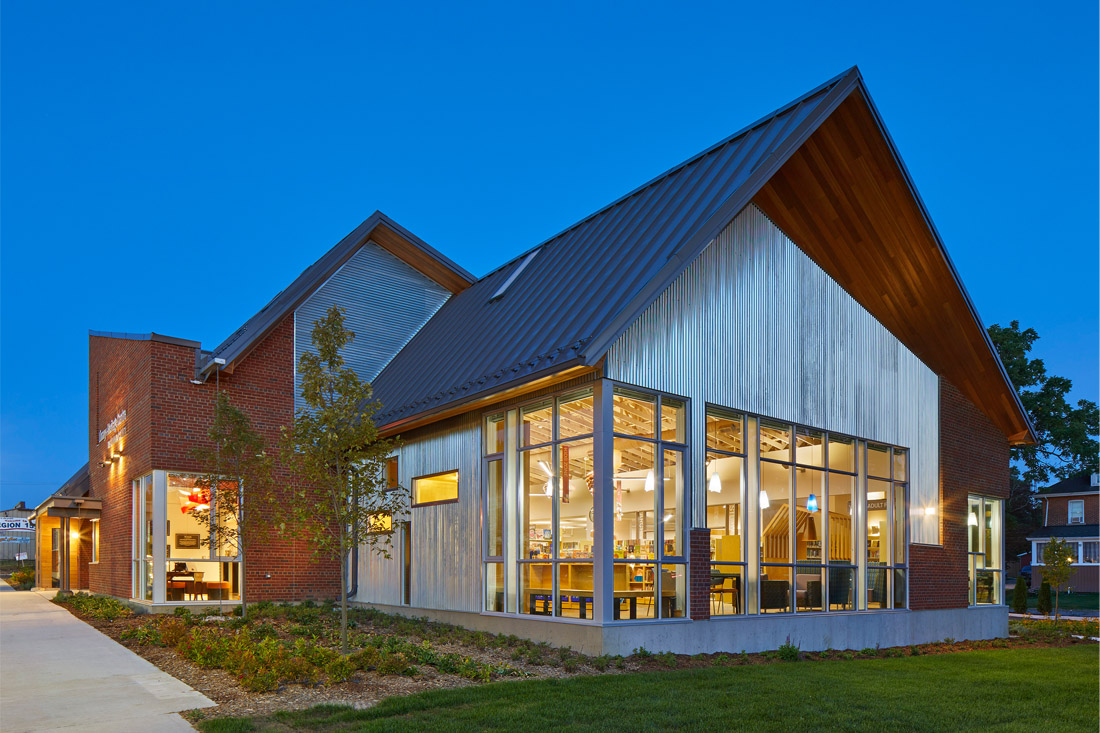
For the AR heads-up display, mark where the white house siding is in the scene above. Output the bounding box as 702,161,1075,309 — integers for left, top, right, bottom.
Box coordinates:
605,204,940,544
294,240,451,413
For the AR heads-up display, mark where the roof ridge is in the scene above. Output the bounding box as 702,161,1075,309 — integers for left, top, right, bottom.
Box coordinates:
478,66,858,281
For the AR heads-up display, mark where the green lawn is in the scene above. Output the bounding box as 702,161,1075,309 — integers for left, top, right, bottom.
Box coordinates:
197,645,1098,732
1026,592,1099,613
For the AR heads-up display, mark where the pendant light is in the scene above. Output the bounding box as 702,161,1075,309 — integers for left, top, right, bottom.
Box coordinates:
807,493,818,513
759,489,770,509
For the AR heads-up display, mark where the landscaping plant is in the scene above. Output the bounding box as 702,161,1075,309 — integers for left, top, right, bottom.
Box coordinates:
279,305,406,654
190,391,276,620
1011,577,1029,613
1041,538,1076,621
1036,580,1052,615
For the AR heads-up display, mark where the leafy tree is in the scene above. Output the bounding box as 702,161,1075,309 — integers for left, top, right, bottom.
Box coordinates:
279,305,405,654
1041,538,1076,621
988,321,1099,490
190,391,275,619
1036,580,1052,615
1010,576,1029,614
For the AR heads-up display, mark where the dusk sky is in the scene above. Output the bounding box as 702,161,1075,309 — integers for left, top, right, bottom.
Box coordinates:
2,2,1096,509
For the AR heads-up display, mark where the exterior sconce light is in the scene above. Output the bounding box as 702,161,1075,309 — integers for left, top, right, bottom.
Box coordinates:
924,506,936,516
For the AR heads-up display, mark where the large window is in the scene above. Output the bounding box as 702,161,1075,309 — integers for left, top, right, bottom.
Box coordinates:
866,443,908,610
705,409,746,615
166,472,240,602
758,423,871,613
612,387,687,619
412,470,459,506
968,495,1002,605
516,390,596,619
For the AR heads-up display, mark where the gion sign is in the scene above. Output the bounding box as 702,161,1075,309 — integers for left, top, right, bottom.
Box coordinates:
97,409,127,449
0,518,34,531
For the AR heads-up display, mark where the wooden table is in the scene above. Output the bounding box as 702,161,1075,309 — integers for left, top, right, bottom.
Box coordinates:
522,588,677,619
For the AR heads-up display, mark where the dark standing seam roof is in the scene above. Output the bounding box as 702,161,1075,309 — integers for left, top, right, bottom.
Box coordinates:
371,68,860,426
1027,524,1099,540
1039,473,1098,495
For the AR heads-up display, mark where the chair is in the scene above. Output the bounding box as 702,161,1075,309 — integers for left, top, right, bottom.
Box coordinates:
828,568,853,610
167,581,186,602
795,572,819,610
760,580,790,612
206,581,231,600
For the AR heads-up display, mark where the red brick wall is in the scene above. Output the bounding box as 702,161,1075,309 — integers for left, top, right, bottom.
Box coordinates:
88,335,154,598
88,318,339,602
909,379,1010,610
688,528,711,620
1043,495,1100,526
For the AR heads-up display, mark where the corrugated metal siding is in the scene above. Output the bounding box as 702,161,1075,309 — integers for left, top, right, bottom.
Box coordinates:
294,241,451,413
355,413,482,612
606,204,940,544
370,74,854,426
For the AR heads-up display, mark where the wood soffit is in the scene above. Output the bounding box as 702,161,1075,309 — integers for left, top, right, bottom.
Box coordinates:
752,91,1034,445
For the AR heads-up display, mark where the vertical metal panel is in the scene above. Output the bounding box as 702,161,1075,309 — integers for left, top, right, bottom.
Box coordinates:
294,241,451,413
606,204,940,545
355,413,482,612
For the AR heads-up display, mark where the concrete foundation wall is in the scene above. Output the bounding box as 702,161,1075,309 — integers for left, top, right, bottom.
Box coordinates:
353,601,1007,656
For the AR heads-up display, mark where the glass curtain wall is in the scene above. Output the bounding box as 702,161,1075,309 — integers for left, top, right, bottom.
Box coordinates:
866,445,908,609
515,390,595,619
705,409,745,615
968,496,1003,605
611,388,687,619
132,471,241,603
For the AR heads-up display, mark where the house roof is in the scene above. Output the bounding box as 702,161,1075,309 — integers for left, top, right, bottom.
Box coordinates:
200,211,476,375
371,67,1036,445
35,464,91,514
1039,473,1099,496
1027,524,1099,541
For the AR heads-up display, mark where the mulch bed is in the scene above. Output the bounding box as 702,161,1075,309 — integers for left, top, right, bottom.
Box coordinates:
63,603,1096,722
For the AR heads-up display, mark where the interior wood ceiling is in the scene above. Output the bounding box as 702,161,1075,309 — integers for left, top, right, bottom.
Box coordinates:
752,92,1033,445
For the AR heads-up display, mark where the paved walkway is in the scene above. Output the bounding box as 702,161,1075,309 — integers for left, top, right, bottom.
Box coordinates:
0,584,215,732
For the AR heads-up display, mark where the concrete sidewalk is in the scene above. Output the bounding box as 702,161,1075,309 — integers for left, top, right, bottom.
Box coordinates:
0,584,215,732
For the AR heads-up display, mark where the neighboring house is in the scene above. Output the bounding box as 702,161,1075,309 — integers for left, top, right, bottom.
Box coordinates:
38,67,1036,655
1027,473,1099,593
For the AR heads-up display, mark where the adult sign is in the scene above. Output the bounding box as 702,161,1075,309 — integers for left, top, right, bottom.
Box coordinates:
0,518,34,531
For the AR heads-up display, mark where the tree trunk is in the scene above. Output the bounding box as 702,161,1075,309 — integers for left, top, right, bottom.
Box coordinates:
240,542,247,621
340,537,349,655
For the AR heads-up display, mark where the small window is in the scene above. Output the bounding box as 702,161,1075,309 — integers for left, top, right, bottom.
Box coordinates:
1068,500,1084,524
1034,542,1048,565
490,250,539,301
91,520,100,563
385,456,400,492
413,470,459,506
1082,541,1099,564
366,512,393,534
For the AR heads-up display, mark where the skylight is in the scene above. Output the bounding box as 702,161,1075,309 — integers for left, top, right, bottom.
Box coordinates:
490,249,539,301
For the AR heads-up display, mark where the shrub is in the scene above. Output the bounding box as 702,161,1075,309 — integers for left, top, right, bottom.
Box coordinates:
325,656,355,683
777,636,800,661
54,593,133,620
591,655,611,671
656,652,678,668
562,658,580,673
631,646,653,659
1011,579,1029,614
1037,581,1052,615
120,620,162,645
10,568,34,589
377,651,415,676
173,606,193,621
349,647,381,671
711,653,730,666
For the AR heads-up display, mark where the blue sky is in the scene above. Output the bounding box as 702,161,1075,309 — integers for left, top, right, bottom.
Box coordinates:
2,2,1096,508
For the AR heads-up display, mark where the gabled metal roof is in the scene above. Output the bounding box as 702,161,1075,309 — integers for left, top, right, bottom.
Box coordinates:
201,211,476,375
371,68,860,427
372,66,1036,446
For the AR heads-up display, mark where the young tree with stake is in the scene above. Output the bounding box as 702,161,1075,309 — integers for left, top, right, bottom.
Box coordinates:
280,305,405,655
190,391,275,620
1040,538,1076,622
